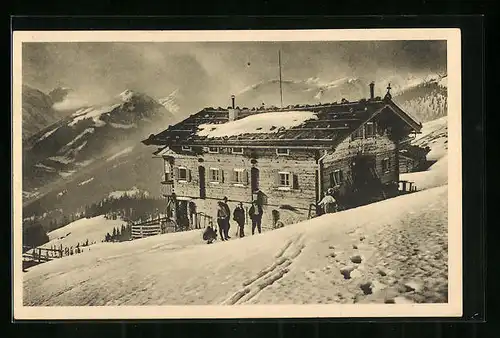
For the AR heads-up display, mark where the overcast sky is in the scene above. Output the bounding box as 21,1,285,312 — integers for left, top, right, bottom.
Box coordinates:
23,40,446,112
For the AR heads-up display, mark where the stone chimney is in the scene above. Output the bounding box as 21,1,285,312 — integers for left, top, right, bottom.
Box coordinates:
369,82,375,99
228,95,239,121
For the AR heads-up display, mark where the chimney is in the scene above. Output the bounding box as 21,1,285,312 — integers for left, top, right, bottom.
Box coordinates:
228,95,239,121
369,82,375,99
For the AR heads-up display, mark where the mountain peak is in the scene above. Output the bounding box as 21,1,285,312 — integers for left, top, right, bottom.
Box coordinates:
49,87,73,104
118,89,137,102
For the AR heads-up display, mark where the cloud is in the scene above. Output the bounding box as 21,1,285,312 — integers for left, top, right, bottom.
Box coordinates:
52,94,90,111
22,40,447,115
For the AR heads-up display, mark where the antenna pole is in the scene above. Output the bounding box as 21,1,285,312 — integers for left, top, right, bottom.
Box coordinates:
278,50,283,108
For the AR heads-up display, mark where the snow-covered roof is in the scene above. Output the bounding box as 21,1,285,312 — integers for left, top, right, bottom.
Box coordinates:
143,98,422,148
197,111,318,138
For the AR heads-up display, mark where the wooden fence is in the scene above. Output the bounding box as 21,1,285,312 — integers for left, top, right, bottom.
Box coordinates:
130,216,179,240
23,246,63,270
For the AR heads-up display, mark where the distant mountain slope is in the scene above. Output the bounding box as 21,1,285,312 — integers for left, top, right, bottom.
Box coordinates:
233,74,447,123
393,75,447,123
22,85,64,140
22,89,175,194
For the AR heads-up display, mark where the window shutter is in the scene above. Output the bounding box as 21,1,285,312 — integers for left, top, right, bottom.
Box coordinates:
187,169,192,182
275,171,281,186
219,169,224,183
292,174,299,189
244,170,249,185
232,170,237,183
174,167,180,180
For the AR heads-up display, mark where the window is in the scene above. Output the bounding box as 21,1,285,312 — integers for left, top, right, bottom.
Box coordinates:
164,160,172,182
276,148,290,156
181,145,192,151
208,147,219,153
330,170,344,186
351,127,364,140
365,122,375,137
177,167,188,182
382,158,390,173
279,172,291,187
163,161,172,182
164,160,171,174
232,168,247,185
209,168,222,183
231,147,243,154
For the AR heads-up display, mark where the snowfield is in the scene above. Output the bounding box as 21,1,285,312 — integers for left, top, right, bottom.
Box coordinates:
106,146,134,162
23,117,449,307
69,105,120,127
108,186,148,199
42,215,125,250
197,111,318,138
24,185,448,306
401,116,448,190
78,177,94,186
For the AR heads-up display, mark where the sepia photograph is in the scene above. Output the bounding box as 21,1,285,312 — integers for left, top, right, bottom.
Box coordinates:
12,29,462,319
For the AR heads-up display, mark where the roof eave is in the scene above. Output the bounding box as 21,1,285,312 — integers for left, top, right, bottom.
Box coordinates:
387,100,423,132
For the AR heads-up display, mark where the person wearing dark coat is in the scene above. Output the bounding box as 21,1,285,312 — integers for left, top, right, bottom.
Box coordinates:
221,196,231,239
233,202,246,238
202,224,217,244
216,202,230,241
249,200,263,235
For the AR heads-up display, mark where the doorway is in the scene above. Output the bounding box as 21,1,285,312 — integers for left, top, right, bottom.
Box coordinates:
351,155,376,188
176,200,189,230
198,166,206,199
251,167,260,192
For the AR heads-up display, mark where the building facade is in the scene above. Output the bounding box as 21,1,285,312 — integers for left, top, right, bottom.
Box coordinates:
143,85,422,231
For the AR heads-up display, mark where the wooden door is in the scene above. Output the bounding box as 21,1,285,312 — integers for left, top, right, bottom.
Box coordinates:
251,167,260,192
198,166,206,199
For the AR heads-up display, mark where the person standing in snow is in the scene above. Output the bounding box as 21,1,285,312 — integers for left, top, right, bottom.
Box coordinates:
188,201,198,229
233,202,246,238
249,200,263,235
216,201,230,241
318,188,338,214
221,196,231,239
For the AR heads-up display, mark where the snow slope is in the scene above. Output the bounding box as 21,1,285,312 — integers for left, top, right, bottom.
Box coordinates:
107,186,148,199
41,215,125,249
401,116,448,190
24,185,448,306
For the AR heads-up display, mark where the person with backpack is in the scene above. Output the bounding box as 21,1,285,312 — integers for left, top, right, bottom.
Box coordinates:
233,202,246,238
249,200,263,235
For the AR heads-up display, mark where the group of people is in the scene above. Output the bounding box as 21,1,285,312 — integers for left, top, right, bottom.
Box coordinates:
202,197,264,244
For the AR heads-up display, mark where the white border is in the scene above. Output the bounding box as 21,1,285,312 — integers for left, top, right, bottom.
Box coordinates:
12,28,462,320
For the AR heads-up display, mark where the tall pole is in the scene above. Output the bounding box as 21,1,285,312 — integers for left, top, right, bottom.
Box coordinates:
278,50,283,108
